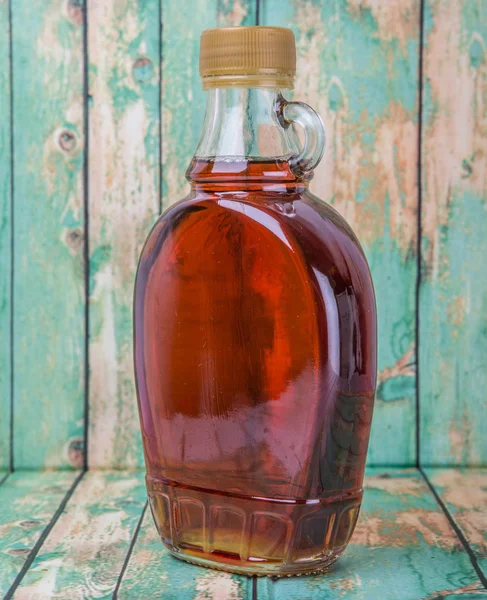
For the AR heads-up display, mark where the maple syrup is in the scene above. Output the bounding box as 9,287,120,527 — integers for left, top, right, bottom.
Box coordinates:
134,27,376,576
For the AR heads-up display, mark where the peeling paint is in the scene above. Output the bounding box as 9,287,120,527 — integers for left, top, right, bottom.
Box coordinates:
426,468,487,579
0,0,11,469
420,0,487,467
12,0,85,468
0,472,79,596
194,572,244,600
13,472,146,598
257,470,482,599
88,0,160,469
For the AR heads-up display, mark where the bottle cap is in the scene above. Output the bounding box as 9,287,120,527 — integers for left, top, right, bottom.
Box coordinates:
200,26,296,89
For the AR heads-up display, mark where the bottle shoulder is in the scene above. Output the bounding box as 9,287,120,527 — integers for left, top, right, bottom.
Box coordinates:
140,189,374,298
146,190,363,252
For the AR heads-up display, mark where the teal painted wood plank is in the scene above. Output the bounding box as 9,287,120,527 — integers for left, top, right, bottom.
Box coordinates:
161,0,256,207
0,470,79,596
426,468,487,579
261,0,419,466
11,0,86,468
420,0,487,466
0,0,11,470
87,0,161,468
117,506,252,599
258,469,485,599
13,471,146,599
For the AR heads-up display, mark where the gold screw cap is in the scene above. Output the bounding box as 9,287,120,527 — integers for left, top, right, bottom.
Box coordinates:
199,26,296,89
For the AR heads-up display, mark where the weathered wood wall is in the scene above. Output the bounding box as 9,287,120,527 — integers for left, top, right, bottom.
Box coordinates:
11,0,86,469
0,0,485,470
0,0,11,472
420,0,487,466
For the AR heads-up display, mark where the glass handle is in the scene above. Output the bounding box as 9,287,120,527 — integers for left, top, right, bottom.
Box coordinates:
277,96,326,175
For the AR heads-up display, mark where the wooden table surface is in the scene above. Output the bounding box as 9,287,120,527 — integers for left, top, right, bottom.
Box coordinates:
1,469,485,599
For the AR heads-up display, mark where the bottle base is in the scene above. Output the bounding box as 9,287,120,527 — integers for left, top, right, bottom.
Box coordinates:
165,544,344,577
147,475,361,577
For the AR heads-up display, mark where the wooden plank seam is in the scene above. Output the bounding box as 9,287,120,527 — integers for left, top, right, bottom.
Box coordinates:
82,0,90,474
8,0,14,475
420,467,487,590
3,471,86,600
112,501,148,599
415,0,425,471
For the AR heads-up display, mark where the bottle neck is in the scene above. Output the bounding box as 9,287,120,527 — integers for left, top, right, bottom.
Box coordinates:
195,87,299,160
187,87,306,191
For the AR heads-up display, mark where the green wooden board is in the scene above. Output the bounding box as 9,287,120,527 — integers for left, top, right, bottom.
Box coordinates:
11,0,86,469
117,505,253,599
420,0,487,466
0,470,79,597
258,469,485,599
426,468,487,579
0,0,11,470
1,470,485,598
260,0,419,466
13,471,147,598
87,0,161,468
161,0,256,208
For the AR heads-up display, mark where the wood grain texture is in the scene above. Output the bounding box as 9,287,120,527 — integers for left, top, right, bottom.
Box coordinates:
0,471,78,597
258,469,485,599
117,508,252,599
0,0,11,470
426,468,487,579
11,0,85,468
13,471,146,599
420,0,487,466
161,0,256,206
261,0,420,466
88,0,161,468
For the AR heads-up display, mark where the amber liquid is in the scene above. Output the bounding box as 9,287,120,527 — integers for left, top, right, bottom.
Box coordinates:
134,158,376,575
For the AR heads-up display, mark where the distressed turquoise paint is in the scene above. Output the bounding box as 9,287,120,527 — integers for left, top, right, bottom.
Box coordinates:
420,0,487,466
161,0,256,205
421,193,487,465
425,468,487,579
258,470,484,599
261,0,419,465
14,472,147,597
11,0,85,468
0,0,11,471
0,470,79,596
368,230,416,465
0,471,485,598
117,506,252,600
87,0,161,468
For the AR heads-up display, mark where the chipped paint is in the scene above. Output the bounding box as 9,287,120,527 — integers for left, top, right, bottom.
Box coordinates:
88,0,160,468
1,470,484,598
425,582,487,598
0,471,79,596
217,0,250,27
420,2,487,467
0,0,11,469
13,472,146,598
426,468,487,578
12,0,85,468
257,470,483,599
195,572,244,600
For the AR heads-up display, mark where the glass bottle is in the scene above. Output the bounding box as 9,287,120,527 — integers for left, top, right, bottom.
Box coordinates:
134,26,376,576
